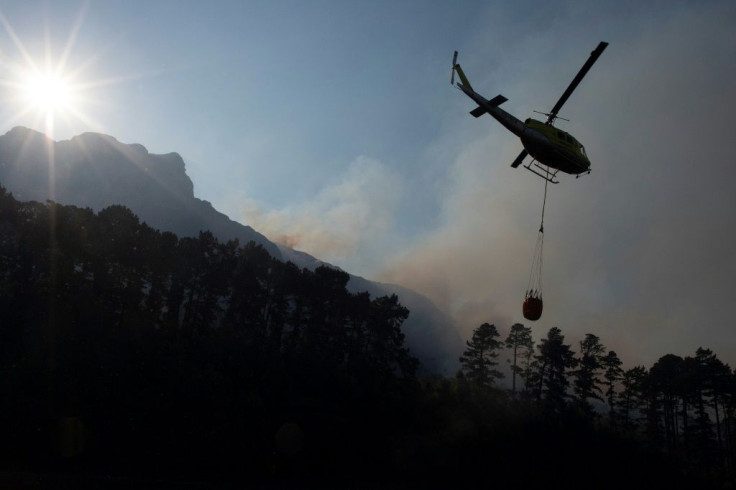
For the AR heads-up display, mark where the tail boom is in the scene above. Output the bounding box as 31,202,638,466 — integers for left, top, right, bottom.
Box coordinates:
457,84,524,137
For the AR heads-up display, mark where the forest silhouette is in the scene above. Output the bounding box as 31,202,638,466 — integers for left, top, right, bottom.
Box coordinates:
0,185,733,489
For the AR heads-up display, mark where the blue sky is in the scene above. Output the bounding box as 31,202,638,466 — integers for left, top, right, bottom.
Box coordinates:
1,0,736,369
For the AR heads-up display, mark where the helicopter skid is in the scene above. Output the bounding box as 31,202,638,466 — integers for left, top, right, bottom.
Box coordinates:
524,161,560,184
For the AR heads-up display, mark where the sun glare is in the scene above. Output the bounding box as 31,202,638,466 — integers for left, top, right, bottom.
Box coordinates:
8,64,88,138
23,71,77,113
0,6,110,139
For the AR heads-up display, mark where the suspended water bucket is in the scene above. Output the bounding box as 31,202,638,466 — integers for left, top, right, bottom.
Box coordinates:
523,228,544,322
523,296,543,321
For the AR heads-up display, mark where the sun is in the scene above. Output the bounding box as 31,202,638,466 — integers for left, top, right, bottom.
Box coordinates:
8,63,89,138
0,6,108,139
22,70,78,114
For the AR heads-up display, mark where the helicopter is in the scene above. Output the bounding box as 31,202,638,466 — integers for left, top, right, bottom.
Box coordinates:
451,42,608,183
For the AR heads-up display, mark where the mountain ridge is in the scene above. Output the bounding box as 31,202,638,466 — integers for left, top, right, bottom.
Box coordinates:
0,126,282,259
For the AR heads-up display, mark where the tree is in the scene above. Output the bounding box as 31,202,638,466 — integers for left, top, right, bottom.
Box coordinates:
619,366,647,433
534,327,576,413
505,323,533,394
647,354,685,453
366,294,417,378
573,333,606,418
224,241,282,344
695,348,732,466
601,350,623,425
688,348,729,469
459,323,504,389
179,231,232,335
96,205,147,328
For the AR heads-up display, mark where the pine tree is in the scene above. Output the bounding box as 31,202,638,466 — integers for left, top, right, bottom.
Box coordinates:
695,348,732,466
689,348,725,467
505,323,533,394
364,293,416,378
601,350,623,425
619,365,647,433
648,354,685,452
573,333,606,417
534,327,576,413
459,323,504,389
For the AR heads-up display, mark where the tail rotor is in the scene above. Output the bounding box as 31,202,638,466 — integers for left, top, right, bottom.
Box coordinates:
450,51,473,91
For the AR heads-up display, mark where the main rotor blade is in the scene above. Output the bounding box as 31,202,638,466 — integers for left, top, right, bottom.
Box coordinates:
451,51,458,85
547,41,608,122
510,149,528,168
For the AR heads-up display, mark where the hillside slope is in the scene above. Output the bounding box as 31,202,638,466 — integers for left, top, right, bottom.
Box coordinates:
0,126,463,372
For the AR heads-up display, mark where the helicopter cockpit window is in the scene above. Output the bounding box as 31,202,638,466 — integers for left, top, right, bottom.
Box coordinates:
579,145,587,157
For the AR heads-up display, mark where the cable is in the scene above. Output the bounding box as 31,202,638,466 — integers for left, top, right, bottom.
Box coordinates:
526,172,549,298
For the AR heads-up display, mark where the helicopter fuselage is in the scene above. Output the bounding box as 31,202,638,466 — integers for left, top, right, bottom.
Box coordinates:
519,119,590,175
457,83,590,175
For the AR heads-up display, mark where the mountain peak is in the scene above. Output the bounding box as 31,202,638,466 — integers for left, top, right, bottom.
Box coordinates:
3,126,54,146
0,126,280,258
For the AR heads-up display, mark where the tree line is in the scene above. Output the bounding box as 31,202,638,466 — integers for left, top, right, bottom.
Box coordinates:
0,185,731,488
0,186,419,485
459,321,736,481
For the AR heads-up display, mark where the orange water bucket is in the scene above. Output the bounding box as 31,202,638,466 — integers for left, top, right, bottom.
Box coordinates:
523,296,543,321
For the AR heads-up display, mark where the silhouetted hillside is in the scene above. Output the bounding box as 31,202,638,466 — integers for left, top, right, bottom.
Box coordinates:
0,126,464,372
